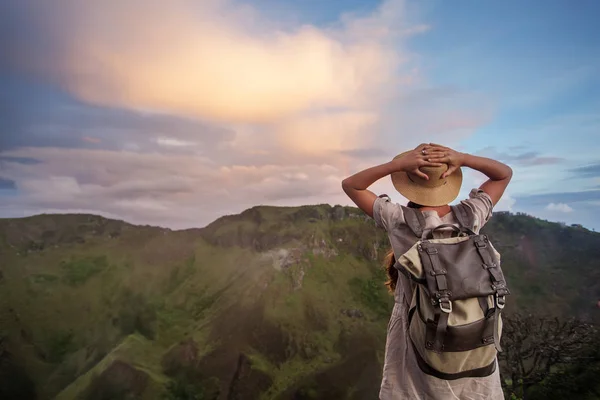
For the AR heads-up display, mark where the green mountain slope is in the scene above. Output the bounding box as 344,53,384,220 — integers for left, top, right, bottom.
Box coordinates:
0,206,598,400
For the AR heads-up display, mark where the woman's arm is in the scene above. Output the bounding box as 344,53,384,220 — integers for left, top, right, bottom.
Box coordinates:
463,154,513,206
341,162,395,218
427,143,513,206
342,144,444,217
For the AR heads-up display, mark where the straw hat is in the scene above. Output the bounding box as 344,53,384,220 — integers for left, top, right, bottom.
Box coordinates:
390,150,463,206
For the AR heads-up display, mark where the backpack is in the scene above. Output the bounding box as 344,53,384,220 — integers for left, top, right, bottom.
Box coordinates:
395,204,510,380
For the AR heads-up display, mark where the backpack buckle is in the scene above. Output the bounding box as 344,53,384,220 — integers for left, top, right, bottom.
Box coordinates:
495,293,506,309
439,299,453,313
494,284,509,295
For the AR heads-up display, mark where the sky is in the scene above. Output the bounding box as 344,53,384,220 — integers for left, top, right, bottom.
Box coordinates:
0,0,599,230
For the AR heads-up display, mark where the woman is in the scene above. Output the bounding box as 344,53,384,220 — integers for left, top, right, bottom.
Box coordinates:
341,143,513,400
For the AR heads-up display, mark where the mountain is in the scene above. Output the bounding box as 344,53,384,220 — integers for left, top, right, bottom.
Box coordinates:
0,206,599,400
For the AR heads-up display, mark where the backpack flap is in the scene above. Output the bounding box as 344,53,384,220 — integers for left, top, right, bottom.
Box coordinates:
419,237,499,302
396,242,427,283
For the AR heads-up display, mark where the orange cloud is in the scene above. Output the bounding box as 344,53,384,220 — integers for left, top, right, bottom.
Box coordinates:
44,0,409,124
274,111,378,155
82,136,101,144
1,0,497,228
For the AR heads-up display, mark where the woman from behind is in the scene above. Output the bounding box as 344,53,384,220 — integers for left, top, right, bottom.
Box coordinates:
342,143,513,400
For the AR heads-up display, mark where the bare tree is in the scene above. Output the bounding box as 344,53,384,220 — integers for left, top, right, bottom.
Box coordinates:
499,313,598,399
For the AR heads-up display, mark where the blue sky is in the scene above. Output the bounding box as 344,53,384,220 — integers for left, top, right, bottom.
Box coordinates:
411,0,600,227
0,0,598,229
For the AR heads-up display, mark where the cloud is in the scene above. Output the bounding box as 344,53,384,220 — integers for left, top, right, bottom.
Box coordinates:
512,196,598,231
82,136,102,144
273,111,378,155
0,156,41,165
570,163,600,178
0,146,349,228
1,0,479,150
0,81,237,154
545,202,574,213
0,177,16,190
475,146,564,167
516,190,600,206
155,137,198,148
340,147,390,159
2,0,414,125
495,193,516,212
0,0,496,228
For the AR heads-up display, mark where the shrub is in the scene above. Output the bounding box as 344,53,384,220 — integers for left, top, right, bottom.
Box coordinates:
61,255,108,286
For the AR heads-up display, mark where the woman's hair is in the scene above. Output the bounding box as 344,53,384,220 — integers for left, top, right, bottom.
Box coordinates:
384,249,397,293
384,200,422,293
406,201,424,209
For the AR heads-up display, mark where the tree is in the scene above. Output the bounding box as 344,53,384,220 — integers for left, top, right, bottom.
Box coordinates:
499,313,598,399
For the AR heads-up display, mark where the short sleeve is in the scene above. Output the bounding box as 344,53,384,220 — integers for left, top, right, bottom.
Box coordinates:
460,188,494,230
373,196,405,232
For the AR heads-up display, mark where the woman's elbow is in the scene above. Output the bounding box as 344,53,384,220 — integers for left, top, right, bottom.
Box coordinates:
342,180,358,198
341,178,351,193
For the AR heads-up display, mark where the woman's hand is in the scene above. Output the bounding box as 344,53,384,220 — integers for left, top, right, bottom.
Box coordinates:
429,144,512,206
424,143,466,178
390,143,444,180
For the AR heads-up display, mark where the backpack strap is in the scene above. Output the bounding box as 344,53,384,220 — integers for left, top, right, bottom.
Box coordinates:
473,235,510,352
419,242,452,353
401,206,426,238
450,203,476,231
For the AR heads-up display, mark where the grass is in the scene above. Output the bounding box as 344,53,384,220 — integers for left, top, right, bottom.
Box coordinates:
348,274,392,318
31,273,59,284
61,255,109,286
45,331,76,363
254,250,391,399
55,334,169,400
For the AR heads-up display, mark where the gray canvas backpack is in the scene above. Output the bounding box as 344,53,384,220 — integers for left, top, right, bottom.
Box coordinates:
395,204,510,380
